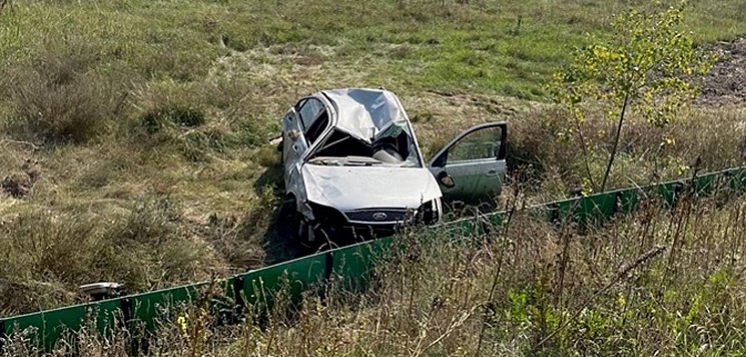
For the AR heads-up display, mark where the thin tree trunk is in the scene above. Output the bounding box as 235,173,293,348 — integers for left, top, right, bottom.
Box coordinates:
600,93,630,192
574,116,596,191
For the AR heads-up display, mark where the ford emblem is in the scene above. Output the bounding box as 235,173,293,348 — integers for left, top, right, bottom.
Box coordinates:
372,212,388,221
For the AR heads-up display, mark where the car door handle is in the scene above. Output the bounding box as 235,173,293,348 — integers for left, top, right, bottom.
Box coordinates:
486,170,497,176
292,145,299,152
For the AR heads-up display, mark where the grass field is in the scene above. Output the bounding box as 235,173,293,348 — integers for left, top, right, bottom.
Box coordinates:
2,0,746,318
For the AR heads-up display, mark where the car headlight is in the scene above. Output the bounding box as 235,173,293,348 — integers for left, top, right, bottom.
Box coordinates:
308,202,348,226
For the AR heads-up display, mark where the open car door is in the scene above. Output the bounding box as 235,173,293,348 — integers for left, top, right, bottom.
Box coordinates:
427,122,507,206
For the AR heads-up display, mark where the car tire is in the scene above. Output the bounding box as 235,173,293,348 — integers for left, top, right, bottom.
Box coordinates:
278,197,317,250
298,220,314,250
277,197,300,238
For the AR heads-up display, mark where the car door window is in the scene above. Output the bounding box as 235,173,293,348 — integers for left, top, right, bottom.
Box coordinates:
446,126,502,163
305,110,329,145
433,125,503,167
297,98,325,131
428,123,507,207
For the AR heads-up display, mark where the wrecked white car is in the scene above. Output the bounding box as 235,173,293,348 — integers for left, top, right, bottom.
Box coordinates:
276,88,507,247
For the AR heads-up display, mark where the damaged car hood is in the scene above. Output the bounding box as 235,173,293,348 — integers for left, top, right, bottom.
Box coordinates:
302,164,442,212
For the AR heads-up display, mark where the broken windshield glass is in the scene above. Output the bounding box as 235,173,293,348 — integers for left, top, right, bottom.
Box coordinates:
303,88,423,168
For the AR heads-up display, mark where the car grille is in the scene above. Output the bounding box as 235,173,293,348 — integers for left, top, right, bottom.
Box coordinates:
345,209,412,223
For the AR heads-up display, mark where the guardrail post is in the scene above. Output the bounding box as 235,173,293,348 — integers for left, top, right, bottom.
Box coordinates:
0,318,6,352
322,250,335,303
481,217,491,236
549,203,560,225
671,181,685,209
120,298,138,356
722,170,733,192
120,298,132,331
325,251,334,282
612,191,623,216
233,275,245,324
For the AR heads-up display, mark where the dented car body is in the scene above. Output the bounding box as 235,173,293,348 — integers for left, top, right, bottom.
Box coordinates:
278,88,507,247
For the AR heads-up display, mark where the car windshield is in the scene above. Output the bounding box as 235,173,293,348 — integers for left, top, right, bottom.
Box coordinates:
307,125,422,168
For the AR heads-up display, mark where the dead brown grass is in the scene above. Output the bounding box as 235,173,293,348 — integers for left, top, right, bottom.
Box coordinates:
505,103,746,198
0,198,223,315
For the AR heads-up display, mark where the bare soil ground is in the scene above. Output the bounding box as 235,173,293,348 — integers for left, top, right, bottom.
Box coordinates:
698,36,746,106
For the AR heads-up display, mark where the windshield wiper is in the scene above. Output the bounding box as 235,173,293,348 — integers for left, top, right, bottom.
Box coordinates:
309,156,383,166
344,161,379,167
343,156,383,166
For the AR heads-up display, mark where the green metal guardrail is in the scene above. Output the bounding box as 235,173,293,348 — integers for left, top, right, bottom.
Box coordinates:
2,166,746,353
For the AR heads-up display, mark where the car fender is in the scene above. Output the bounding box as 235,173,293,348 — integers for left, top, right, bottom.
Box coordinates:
286,162,314,221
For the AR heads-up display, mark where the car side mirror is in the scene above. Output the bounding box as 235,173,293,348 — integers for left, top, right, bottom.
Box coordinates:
288,129,301,141
439,174,455,188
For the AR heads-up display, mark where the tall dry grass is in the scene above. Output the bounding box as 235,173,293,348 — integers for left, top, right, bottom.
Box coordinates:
0,36,129,144
507,103,746,199
5,181,746,356
0,198,222,316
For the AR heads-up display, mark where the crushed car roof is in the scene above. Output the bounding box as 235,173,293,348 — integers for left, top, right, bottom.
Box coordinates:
320,88,409,143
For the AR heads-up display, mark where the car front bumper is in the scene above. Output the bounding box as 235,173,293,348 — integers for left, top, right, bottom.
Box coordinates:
306,200,441,244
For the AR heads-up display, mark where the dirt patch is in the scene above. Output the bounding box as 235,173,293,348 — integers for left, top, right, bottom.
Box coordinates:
697,36,746,106
1,159,41,198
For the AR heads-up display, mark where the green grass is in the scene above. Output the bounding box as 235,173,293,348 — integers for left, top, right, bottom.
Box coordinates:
1,0,746,316
2,1,745,99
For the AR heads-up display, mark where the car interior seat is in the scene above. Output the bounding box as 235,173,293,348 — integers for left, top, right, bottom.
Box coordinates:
372,138,404,164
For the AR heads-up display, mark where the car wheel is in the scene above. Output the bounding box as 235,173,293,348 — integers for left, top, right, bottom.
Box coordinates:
279,198,337,252
278,197,318,249
277,197,301,239
298,220,314,249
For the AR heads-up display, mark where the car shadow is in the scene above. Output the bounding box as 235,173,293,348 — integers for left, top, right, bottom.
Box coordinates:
251,162,305,265
251,149,366,266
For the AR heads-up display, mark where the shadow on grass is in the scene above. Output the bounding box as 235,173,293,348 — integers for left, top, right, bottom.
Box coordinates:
250,161,310,266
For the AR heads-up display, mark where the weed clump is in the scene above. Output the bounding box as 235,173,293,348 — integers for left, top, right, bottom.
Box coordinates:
1,37,128,143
